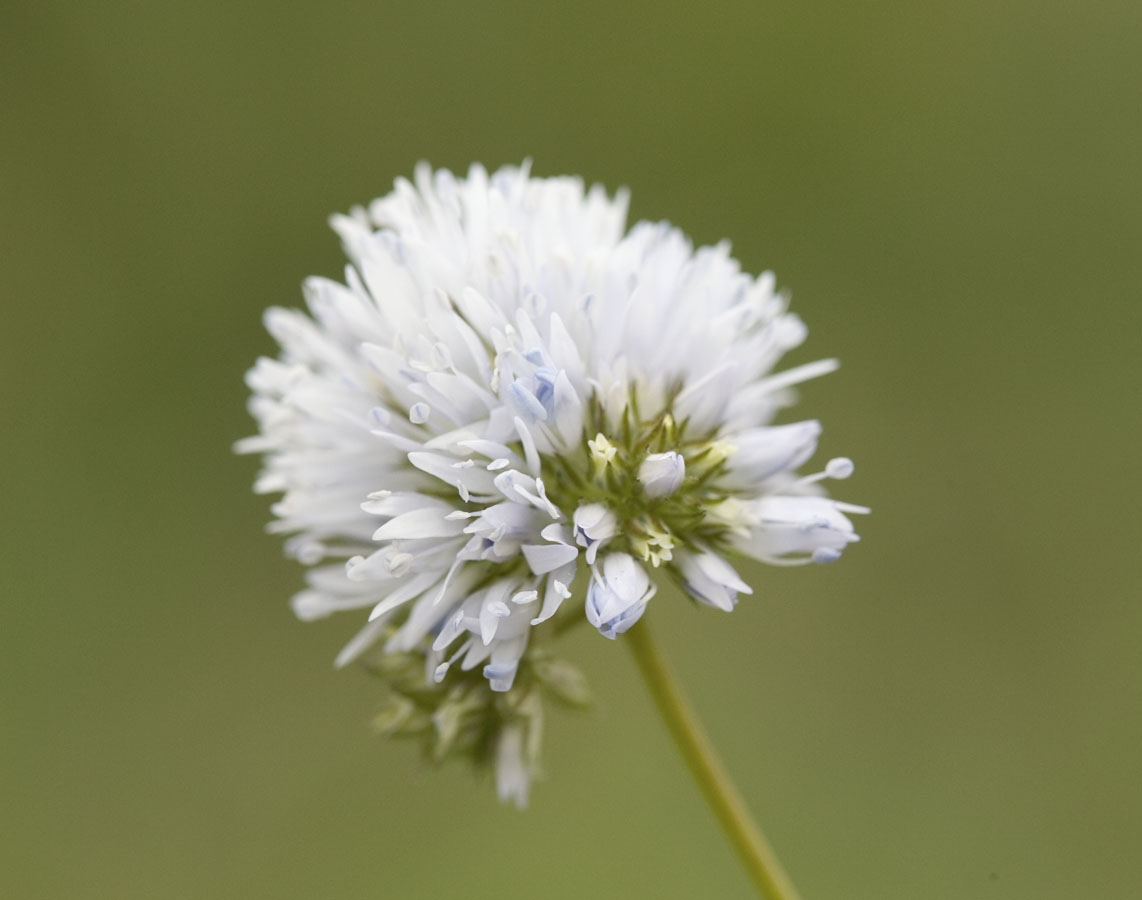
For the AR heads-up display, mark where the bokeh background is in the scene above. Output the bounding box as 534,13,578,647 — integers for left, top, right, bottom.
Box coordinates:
4,2,1140,898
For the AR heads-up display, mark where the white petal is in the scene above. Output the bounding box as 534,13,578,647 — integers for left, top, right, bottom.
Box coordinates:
531,562,576,625
522,541,579,575
372,507,464,541
367,572,442,621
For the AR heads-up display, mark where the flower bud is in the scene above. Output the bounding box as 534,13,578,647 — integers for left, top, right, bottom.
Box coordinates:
493,692,542,808
732,495,861,563
495,724,530,808
677,550,753,612
638,451,685,498
585,553,656,639
572,502,618,564
722,421,821,486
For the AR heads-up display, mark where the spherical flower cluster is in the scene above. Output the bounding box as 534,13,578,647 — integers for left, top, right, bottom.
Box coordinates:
238,163,865,804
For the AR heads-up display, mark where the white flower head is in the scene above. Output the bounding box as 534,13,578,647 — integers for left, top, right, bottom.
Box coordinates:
239,162,866,803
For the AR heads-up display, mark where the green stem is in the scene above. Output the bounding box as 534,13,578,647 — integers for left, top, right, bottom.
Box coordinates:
626,620,802,900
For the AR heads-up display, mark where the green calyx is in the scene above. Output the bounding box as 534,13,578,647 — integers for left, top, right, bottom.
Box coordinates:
362,630,590,771
541,395,735,565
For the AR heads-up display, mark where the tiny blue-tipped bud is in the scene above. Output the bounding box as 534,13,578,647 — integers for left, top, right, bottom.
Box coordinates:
572,502,618,565
585,553,656,639
677,550,753,612
483,662,520,692
812,547,842,564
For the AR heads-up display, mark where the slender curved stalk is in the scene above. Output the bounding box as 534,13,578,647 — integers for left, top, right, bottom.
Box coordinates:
626,620,802,900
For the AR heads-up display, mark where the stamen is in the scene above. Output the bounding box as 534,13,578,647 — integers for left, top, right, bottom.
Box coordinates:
826,457,854,479
792,457,856,488
433,640,470,683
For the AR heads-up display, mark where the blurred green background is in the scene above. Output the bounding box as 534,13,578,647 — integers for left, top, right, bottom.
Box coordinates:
3,1,1140,898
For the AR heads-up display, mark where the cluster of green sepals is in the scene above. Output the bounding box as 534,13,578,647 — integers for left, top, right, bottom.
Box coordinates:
542,389,737,565
362,626,590,775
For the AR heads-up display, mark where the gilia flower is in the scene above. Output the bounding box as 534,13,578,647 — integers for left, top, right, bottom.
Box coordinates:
239,162,866,804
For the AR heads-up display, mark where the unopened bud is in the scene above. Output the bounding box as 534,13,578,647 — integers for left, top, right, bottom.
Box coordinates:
585,553,656,639
638,451,685,498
